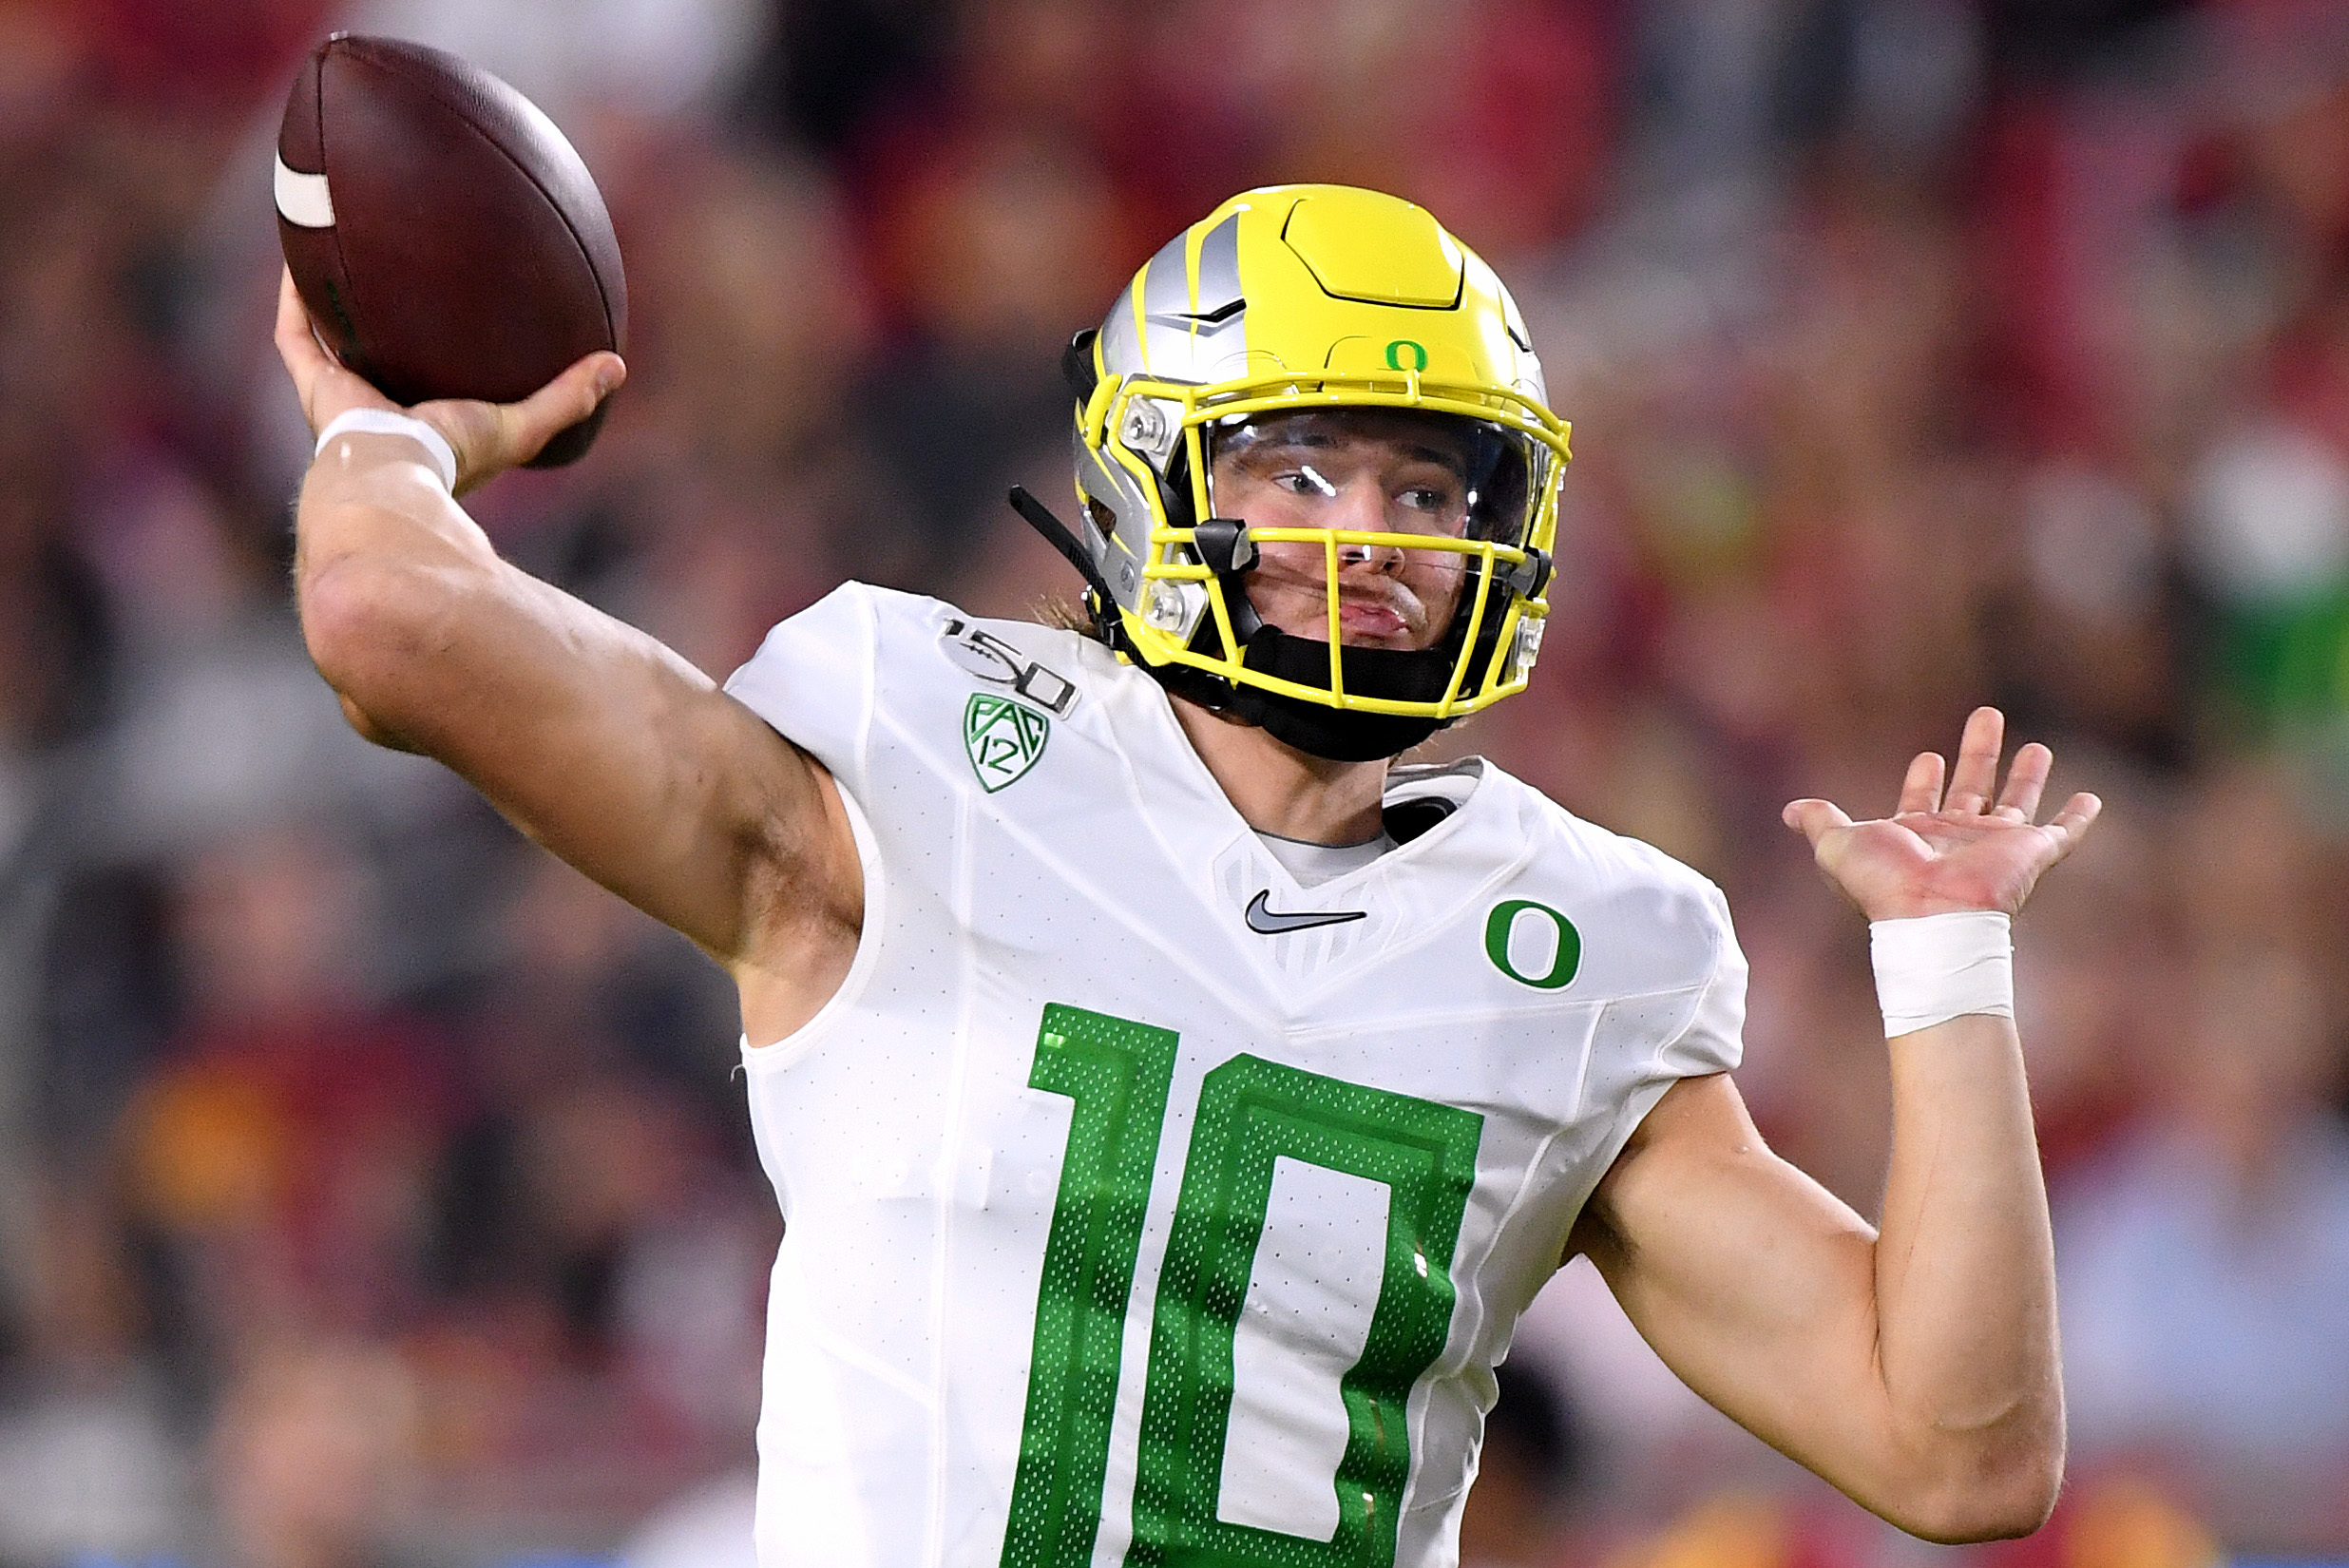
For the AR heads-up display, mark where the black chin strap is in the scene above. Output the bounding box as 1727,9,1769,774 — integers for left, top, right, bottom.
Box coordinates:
1007,487,1112,602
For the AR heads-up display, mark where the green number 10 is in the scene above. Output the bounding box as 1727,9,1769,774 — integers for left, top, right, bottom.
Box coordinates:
1003,1004,1484,1568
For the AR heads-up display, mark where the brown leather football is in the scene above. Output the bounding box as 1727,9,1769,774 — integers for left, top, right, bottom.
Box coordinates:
277,34,626,468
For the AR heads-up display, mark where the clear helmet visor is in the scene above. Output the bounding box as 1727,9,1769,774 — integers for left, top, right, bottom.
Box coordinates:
1200,407,1538,652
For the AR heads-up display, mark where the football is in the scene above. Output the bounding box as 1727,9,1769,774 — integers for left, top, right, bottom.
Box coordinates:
276,34,626,468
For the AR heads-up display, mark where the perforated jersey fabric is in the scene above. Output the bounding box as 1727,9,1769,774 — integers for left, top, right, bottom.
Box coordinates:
720,583,1745,1568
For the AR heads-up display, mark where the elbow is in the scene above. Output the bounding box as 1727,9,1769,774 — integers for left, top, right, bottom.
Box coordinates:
1900,1465,2063,1545
298,557,398,736
296,556,448,750
1887,1422,2066,1544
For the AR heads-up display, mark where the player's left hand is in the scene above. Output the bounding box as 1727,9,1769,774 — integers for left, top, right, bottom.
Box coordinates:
1782,706,2100,921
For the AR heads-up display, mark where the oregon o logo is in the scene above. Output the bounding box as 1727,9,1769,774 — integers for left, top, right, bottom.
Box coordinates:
1484,900,1579,989
1385,338,1429,371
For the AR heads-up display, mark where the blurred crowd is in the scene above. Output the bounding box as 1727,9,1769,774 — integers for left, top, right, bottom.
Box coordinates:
1,0,2347,1563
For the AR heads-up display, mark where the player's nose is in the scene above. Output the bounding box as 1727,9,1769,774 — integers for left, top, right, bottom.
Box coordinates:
1329,480,1402,563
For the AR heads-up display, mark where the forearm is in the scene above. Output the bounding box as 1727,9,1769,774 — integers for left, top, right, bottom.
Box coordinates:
265,294,838,963
296,430,495,627
1595,711,2091,1540
292,431,655,747
287,433,775,955
1870,1012,2063,1524
1581,1060,2061,1541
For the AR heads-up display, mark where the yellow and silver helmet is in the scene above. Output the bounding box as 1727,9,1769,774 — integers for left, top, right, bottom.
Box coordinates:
1015,183,1570,761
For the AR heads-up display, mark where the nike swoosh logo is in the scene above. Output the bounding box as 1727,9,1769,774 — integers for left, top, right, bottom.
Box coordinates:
1244,889,1368,935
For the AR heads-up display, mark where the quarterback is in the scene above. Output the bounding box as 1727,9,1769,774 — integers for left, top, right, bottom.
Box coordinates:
277,185,2096,1566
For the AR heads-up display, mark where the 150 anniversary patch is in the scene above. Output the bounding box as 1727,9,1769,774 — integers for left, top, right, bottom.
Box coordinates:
941,617,1079,717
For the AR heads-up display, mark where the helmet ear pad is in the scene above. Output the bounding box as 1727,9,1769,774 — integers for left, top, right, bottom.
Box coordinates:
1061,329,1100,404
1068,427,1159,611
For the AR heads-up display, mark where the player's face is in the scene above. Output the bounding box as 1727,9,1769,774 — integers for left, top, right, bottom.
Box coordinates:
1208,410,1478,652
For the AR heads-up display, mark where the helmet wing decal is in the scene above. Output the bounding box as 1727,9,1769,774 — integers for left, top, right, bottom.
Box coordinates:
1136,213,1248,381
1139,231,1194,375
1190,210,1243,321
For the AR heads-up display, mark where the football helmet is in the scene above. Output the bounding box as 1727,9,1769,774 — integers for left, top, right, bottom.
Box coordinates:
1016,183,1570,761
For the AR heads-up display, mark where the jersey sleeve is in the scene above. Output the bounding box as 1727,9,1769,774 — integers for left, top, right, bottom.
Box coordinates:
1657,880,1747,1080
1581,877,1748,1205
721,583,881,797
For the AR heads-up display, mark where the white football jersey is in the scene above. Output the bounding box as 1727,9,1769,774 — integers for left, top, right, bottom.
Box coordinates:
721,584,1745,1568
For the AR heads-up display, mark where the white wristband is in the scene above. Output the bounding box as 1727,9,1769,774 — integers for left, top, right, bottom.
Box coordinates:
314,408,458,492
1870,910,2014,1037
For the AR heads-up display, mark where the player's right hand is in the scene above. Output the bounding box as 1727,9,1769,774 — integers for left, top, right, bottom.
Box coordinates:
274,269,624,496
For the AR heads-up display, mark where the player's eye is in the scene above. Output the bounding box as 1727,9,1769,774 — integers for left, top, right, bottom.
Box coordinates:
1397,484,1466,518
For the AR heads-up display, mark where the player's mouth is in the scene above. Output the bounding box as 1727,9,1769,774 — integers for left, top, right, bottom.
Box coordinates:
1244,563,1447,648
1336,598,1414,640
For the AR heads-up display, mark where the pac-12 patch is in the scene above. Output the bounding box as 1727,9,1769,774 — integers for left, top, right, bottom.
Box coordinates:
964,693,1050,792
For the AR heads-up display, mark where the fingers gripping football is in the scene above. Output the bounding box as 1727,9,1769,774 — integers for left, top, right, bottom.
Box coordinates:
417,350,625,493
276,267,383,431
1782,707,2101,921
277,270,624,495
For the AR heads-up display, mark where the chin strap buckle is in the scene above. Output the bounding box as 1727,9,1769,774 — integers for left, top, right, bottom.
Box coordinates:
1191,518,1258,575
1189,517,1265,644
1501,545,1553,600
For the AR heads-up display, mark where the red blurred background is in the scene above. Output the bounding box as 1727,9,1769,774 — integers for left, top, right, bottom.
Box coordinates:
0,0,2345,1563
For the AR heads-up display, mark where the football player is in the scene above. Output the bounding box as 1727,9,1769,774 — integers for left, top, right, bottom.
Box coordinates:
277,183,2097,1567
